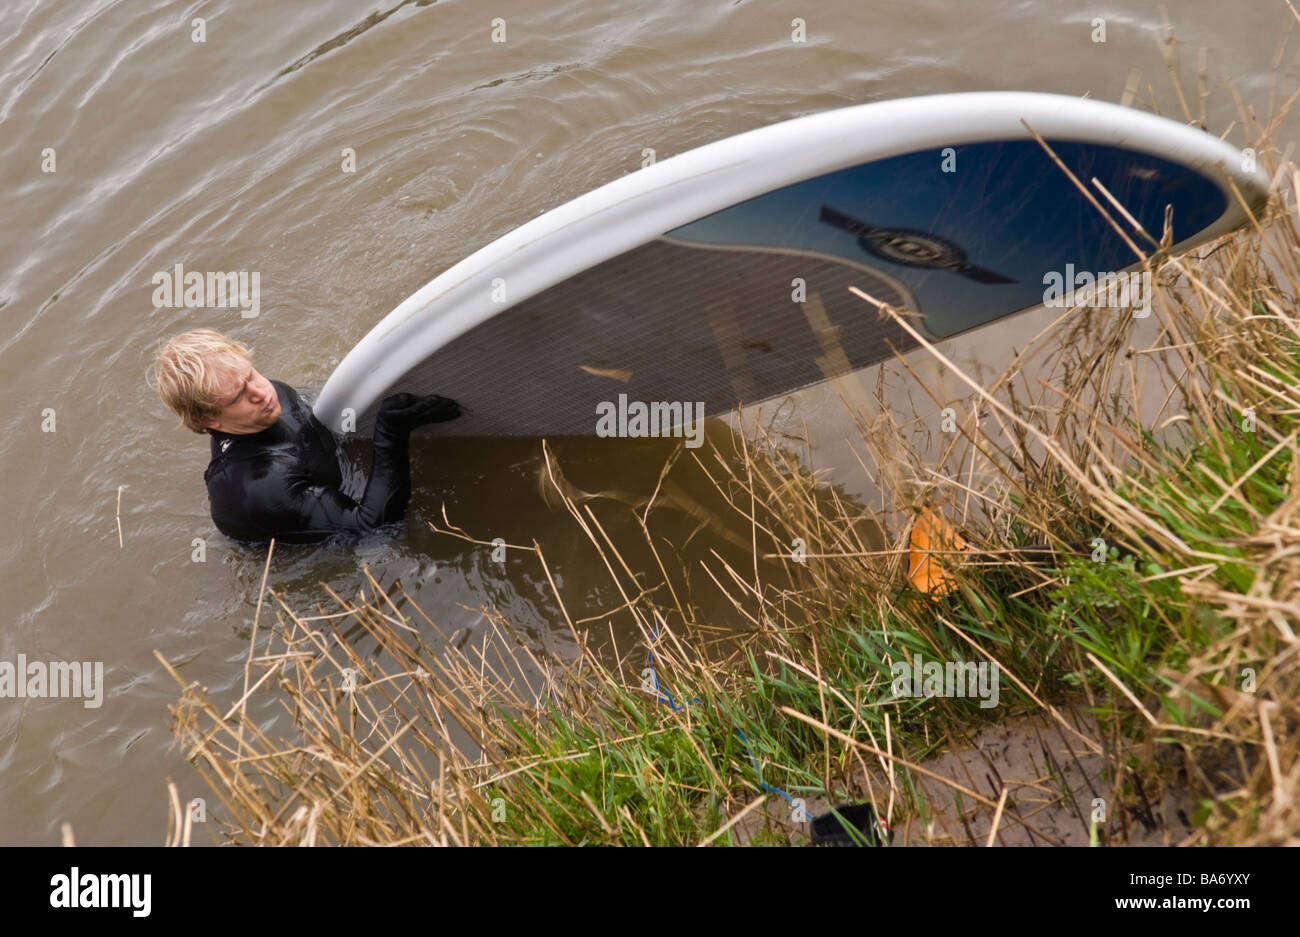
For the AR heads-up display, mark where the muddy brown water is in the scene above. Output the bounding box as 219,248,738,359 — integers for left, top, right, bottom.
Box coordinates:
0,0,1291,844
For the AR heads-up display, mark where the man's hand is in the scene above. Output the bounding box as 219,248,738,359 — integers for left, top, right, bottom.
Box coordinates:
377,393,461,431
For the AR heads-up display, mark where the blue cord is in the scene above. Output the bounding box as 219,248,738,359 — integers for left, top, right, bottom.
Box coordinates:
733,729,800,807
645,625,701,710
645,624,800,808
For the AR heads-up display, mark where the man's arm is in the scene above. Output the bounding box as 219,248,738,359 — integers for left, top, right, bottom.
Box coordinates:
278,427,413,540
208,393,459,544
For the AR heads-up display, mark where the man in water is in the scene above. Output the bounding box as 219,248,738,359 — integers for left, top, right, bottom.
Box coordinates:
151,329,459,544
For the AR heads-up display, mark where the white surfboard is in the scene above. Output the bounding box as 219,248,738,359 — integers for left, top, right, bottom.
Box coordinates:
314,91,1268,438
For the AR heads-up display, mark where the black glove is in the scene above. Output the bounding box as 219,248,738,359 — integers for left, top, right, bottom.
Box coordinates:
376,393,461,432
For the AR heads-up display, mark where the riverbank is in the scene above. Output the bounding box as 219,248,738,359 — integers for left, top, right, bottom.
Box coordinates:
162,134,1299,847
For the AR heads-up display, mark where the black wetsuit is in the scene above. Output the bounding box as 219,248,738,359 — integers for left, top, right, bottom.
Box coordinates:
204,380,411,544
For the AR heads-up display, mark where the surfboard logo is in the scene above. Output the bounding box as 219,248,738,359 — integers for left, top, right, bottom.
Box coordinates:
819,206,1016,285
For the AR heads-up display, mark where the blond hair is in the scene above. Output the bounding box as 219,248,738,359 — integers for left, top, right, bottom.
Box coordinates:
149,330,254,434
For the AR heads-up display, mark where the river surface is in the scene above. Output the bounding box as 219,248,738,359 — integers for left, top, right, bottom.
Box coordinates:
0,0,1289,845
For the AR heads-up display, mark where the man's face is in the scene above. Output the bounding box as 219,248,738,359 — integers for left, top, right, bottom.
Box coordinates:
202,362,281,434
